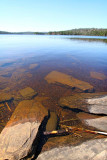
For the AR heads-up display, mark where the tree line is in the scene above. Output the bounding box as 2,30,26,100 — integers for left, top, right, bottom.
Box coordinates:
48,28,107,36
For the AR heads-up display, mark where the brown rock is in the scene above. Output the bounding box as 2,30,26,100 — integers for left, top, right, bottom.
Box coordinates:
59,92,107,112
45,71,94,92
18,87,37,100
46,112,58,132
90,71,106,80
0,92,13,103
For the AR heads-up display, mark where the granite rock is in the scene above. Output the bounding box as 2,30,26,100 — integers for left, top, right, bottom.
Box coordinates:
37,138,107,160
0,100,48,160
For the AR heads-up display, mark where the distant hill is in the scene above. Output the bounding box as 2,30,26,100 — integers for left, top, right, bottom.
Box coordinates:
0,29,107,36
0,31,10,34
0,31,46,35
48,28,107,36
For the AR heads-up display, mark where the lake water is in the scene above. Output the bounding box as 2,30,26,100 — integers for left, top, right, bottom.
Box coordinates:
0,35,107,134
0,35,107,88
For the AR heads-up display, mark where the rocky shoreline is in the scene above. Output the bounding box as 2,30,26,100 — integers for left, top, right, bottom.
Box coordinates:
0,68,107,160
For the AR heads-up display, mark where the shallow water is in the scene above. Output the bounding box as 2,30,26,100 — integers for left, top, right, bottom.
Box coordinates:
0,35,107,137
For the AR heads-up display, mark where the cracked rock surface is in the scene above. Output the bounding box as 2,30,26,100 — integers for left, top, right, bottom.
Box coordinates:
37,138,107,160
0,100,48,160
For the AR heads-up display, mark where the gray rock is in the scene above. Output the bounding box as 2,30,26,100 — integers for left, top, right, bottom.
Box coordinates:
87,96,107,115
0,100,48,160
37,138,107,160
0,122,40,160
85,117,107,132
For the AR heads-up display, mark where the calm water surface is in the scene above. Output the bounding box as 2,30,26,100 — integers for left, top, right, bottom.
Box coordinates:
0,35,107,84
0,35,107,133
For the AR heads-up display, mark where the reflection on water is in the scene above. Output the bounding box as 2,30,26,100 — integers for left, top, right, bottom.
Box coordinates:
0,35,107,150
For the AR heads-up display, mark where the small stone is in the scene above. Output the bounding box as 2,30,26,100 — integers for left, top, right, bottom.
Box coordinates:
29,63,38,69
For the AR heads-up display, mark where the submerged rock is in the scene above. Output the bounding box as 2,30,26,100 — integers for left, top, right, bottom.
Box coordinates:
37,138,107,160
18,87,37,100
29,63,38,69
0,100,48,160
59,93,107,131
90,71,106,80
46,112,58,132
45,71,94,92
0,92,13,103
59,93,107,113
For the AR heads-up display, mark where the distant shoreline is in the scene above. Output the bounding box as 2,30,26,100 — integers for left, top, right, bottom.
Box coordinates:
0,28,107,36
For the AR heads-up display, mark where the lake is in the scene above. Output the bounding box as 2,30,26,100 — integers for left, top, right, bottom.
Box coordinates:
0,35,107,147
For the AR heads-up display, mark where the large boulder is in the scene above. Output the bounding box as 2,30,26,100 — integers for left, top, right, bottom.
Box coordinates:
37,138,107,160
0,100,48,160
45,71,94,92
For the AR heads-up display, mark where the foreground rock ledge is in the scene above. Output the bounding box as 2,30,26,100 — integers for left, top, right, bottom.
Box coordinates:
37,138,107,160
45,71,94,92
59,93,107,131
0,100,48,160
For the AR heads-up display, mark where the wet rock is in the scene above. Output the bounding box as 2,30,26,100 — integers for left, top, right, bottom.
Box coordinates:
59,93,107,132
90,71,106,80
59,93,107,114
0,100,48,160
77,112,99,121
46,112,58,132
0,92,13,103
37,138,107,160
85,117,107,132
45,71,94,92
18,87,37,100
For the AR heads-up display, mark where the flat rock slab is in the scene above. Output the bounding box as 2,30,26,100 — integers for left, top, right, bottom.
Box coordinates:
59,93,107,114
37,138,107,160
29,63,38,69
19,87,37,100
45,71,94,92
85,117,107,132
0,100,48,160
87,96,107,114
90,71,107,80
0,92,13,103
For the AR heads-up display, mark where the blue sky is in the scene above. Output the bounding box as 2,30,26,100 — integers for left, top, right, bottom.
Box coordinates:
0,0,107,32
